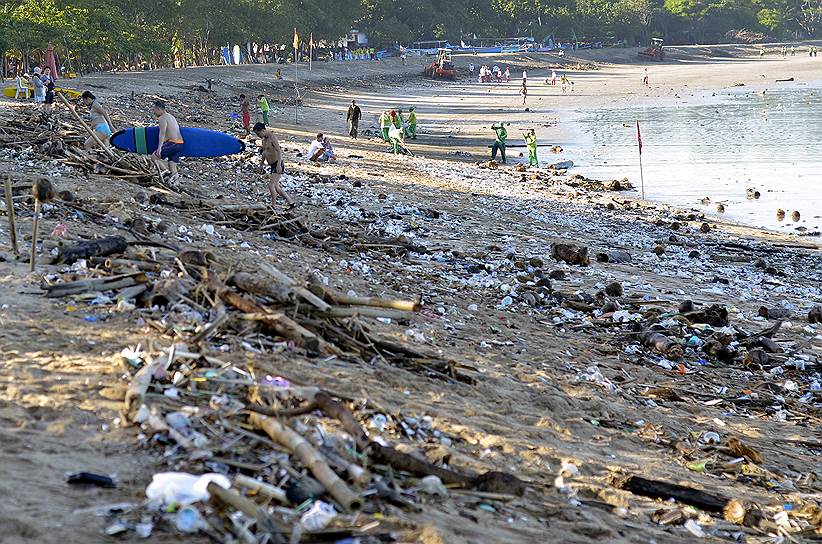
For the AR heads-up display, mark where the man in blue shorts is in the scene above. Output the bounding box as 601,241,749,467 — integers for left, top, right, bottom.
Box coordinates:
151,100,184,182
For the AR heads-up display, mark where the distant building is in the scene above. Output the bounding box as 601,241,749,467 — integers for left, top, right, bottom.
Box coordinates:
347,29,368,48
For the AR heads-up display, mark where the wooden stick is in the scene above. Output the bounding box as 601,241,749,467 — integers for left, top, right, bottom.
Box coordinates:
206,481,287,541
3,175,18,255
122,358,162,424
29,199,40,272
233,474,288,504
321,306,416,320
250,412,363,512
620,475,728,512
258,261,330,311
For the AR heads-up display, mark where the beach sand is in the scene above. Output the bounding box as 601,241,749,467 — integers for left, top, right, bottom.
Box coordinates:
0,44,821,542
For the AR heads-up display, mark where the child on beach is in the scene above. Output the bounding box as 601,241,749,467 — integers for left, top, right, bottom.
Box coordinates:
520,80,527,105
239,94,251,137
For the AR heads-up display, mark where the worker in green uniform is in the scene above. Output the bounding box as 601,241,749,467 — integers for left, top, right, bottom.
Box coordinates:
524,129,538,167
257,95,270,126
491,122,507,163
394,109,403,130
407,107,417,139
379,111,390,141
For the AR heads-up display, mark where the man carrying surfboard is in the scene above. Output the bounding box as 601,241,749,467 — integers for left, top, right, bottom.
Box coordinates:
81,91,115,149
151,100,184,182
253,122,295,208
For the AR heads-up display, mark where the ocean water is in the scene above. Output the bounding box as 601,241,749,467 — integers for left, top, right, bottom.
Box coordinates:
562,85,822,234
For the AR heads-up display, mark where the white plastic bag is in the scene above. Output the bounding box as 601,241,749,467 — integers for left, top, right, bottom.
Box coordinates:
145,472,230,506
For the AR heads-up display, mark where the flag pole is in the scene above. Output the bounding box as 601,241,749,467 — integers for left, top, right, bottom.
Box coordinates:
636,120,645,200
309,33,313,72
294,28,299,125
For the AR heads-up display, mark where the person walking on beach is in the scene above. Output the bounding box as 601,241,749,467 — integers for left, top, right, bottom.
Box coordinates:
791,45,796,56
42,67,55,114
346,99,362,139
504,66,510,82
81,91,115,149
524,129,538,167
257,94,270,126
379,110,390,141
151,100,184,182
520,80,528,105
551,70,557,86
491,122,507,164
253,123,294,208
469,62,475,78
239,94,251,137
561,74,570,92
642,68,649,86
407,107,417,139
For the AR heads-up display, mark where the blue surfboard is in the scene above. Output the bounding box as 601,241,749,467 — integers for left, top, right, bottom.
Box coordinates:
111,126,245,158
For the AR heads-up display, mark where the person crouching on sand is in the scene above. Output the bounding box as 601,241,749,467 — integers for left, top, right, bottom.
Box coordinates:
253,122,295,208
81,91,115,149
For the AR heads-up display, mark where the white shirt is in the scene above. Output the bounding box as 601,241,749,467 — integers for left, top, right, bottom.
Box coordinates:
307,140,324,157
522,70,527,80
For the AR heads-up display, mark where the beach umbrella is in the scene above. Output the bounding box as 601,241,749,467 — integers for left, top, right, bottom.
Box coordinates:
45,43,58,80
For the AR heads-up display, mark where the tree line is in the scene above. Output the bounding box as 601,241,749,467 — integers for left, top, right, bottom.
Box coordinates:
2,0,822,74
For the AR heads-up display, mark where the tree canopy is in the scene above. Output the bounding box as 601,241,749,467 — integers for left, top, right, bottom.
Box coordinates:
2,0,820,70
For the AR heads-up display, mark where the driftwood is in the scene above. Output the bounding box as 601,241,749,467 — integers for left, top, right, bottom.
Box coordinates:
233,474,288,504
322,306,416,320
228,272,292,304
206,481,286,541
257,262,330,311
620,475,729,513
56,235,128,264
238,312,341,355
638,330,684,360
122,358,162,424
551,243,590,266
45,271,148,298
249,413,363,512
312,283,420,312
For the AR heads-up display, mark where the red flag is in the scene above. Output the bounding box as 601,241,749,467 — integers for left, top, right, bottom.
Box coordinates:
636,120,643,155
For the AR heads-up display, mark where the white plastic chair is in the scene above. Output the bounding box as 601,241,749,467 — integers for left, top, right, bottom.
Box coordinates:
15,76,31,99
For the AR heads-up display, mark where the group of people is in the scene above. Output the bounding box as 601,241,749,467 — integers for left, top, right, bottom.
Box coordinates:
378,108,417,153
490,122,538,167
29,66,57,112
470,63,511,83
333,47,377,61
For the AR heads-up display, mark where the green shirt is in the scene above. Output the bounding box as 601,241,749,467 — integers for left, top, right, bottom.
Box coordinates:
379,113,389,128
258,97,270,112
408,111,417,124
524,132,537,150
493,125,507,144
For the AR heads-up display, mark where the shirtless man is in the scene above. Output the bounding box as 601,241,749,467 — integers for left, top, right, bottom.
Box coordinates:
253,122,294,208
81,91,115,149
151,100,184,182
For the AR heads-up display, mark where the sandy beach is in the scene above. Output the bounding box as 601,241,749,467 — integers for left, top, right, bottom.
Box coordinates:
1,44,821,543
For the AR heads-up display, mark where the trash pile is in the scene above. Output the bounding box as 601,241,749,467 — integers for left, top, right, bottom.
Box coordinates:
40,233,531,540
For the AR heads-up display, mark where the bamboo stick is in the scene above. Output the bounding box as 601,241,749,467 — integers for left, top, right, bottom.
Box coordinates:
3,175,18,255
29,198,40,272
250,412,363,512
57,92,116,159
